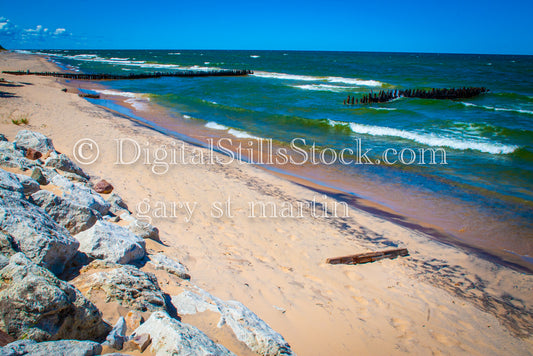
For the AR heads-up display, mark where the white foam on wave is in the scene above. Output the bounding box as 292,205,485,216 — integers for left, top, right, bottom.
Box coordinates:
93,89,151,111
325,76,382,86
461,102,533,116
205,122,260,139
41,52,221,71
293,84,357,93
368,107,397,111
228,129,260,139
205,122,229,130
253,71,383,87
183,115,191,119
327,120,518,154
125,98,148,111
93,89,139,99
250,55,260,58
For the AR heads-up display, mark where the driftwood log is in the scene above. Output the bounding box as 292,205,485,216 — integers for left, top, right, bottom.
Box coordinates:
326,248,409,265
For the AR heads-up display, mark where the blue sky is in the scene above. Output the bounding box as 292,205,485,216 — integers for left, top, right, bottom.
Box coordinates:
0,0,532,54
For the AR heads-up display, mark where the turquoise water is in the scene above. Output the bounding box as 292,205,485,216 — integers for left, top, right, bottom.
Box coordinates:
28,49,533,270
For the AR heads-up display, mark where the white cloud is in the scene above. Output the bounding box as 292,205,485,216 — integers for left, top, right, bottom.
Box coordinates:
0,17,18,36
0,17,71,42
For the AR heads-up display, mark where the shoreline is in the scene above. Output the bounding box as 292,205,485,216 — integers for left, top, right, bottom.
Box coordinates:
53,61,533,274
2,51,533,355
66,99,533,274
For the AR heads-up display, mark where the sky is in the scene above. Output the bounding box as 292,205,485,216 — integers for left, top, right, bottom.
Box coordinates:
0,0,532,55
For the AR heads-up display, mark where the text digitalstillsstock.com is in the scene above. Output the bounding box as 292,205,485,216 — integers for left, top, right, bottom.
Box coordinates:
106,137,448,175
74,137,447,174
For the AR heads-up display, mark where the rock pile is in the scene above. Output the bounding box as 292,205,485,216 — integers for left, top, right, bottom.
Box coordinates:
0,129,295,355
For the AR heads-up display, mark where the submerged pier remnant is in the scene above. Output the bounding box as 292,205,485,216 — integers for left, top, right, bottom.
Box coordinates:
344,87,489,105
2,69,254,80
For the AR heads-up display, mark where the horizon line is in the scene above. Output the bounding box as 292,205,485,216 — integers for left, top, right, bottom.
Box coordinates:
9,47,533,57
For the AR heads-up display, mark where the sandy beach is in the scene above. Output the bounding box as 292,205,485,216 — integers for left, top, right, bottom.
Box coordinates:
1,51,532,355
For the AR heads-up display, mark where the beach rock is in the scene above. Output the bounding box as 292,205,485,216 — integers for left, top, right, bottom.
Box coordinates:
14,130,55,153
127,219,160,242
149,253,190,280
31,190,98,235
123,333,151,352
0,329,15,347
107,193,130,215
172,290,294,356
0,231,17,257
25,147,42,160
94,179,113,194
103,317,127,350
0,142,37,171
51,175,110,215
0,188,79,275
45,152,89,179
0,339,102,356
125,310,144,331
131,311,234,356
13,173,40,195
74,221,145,264
0,253,110,342
0,134,6,142
0,168,24,193
63,171,89,183
31,167,48,185
76,263,166,312
0,232,17,270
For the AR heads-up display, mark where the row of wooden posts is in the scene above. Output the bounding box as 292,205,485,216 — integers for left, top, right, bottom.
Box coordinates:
344,87,489,105
2,69,254,80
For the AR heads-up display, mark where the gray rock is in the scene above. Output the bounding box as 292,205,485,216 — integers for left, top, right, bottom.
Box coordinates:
149,253,190,280
107,193,130,215
0,339,102,356
0,142,37,171
0,168,24,193
13,173,40,195
63,171,89,183
132,311,234,356
31,167,48,185
45,152,89,179
0,253,110,342
75,264,166,312
127,219,160,242
0,169,39,195
74,221,145,264
0,189,79,275
51,175,110,215
31,190,98,235
0,134,6,142
172,290,294,356
103,317,127,350
0,231,17,269
171,290,218,315
14,130,54,153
